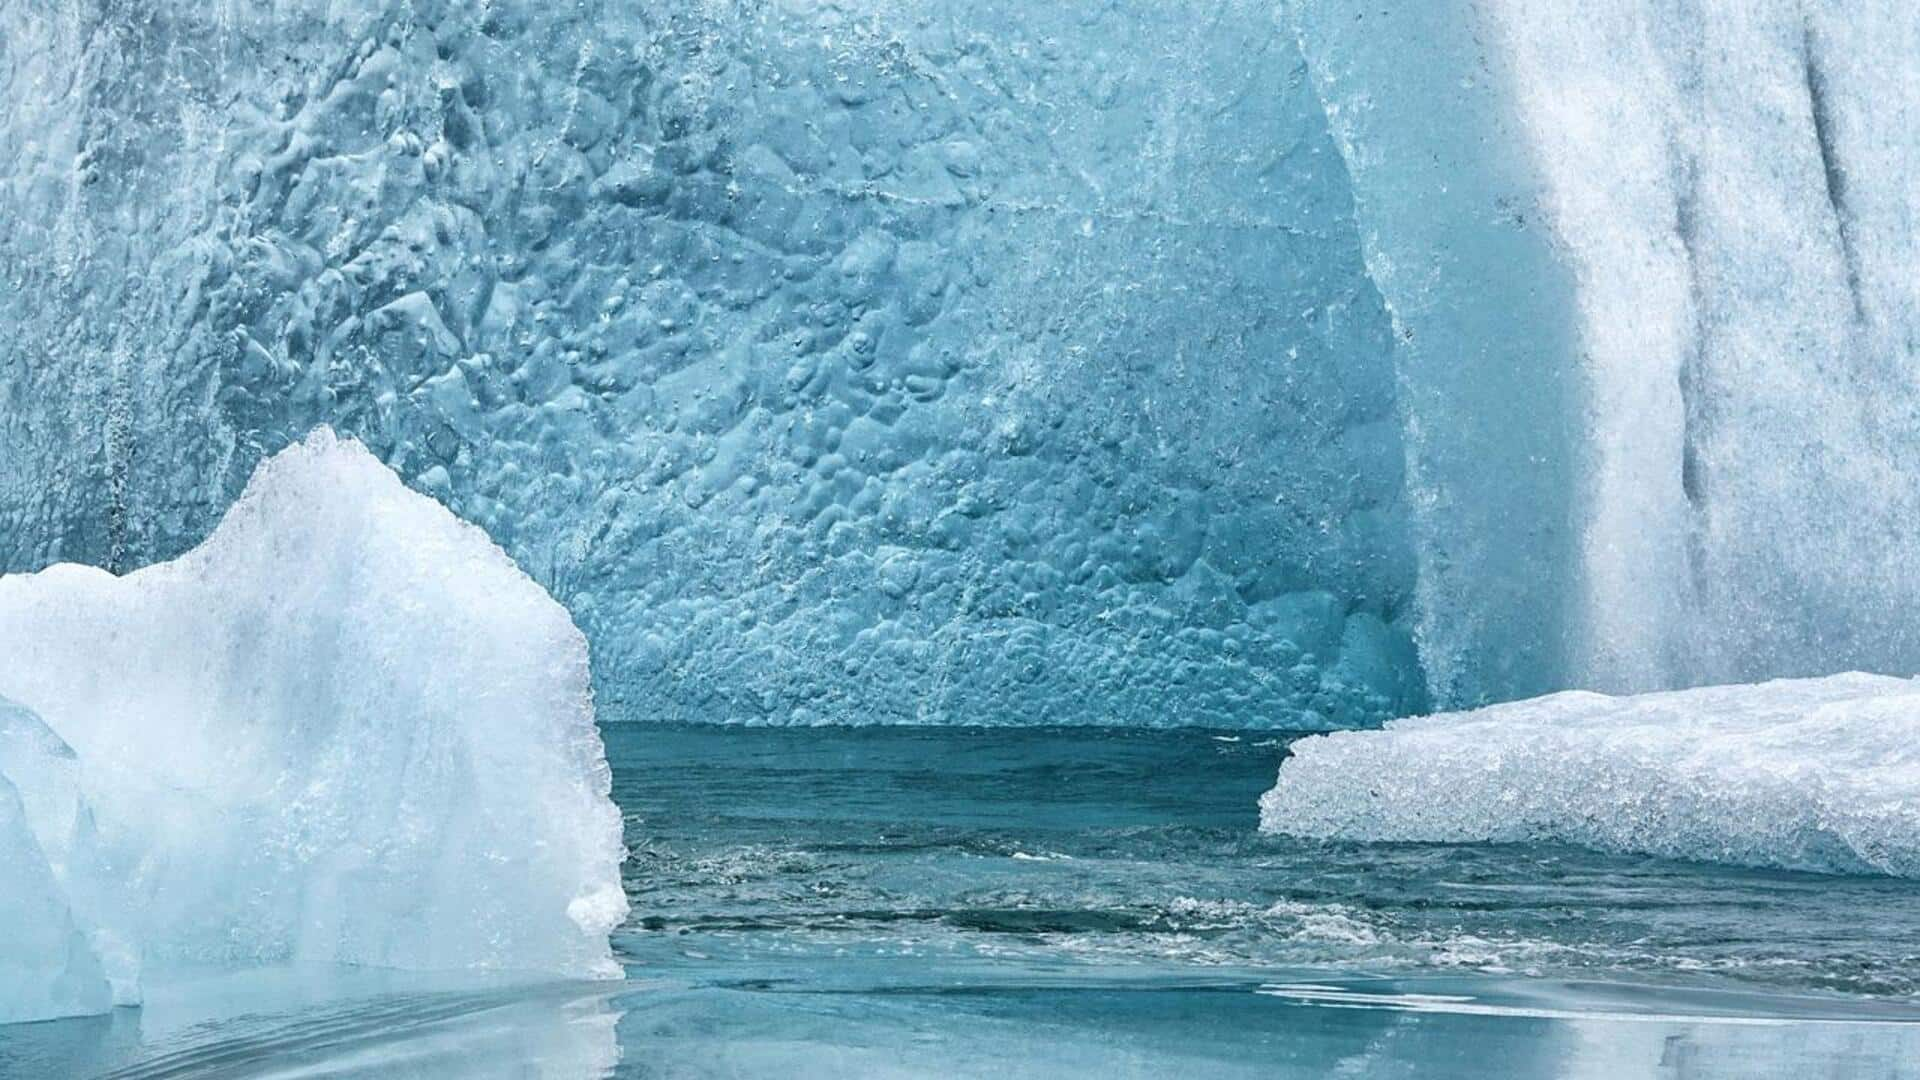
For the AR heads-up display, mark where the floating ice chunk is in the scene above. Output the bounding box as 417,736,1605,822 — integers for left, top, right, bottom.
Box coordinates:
0,428,626,991
0,701,112,1024
1261,673,1920,877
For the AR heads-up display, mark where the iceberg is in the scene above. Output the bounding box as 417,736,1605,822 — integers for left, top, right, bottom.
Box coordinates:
0,0,1426,729
1261,673,1920,877
9,0,1920,724
0,428,626,1016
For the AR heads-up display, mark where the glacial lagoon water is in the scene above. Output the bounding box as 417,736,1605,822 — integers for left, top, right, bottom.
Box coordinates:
7,725,1920,1078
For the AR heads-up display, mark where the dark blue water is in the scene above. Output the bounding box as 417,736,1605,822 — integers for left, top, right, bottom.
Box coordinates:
9,726,1920,1078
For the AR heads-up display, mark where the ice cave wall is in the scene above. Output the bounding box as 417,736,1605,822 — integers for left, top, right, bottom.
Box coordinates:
0,0,1427,726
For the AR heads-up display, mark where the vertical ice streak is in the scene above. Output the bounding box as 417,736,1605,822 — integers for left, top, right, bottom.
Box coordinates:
1287,0,1586,707
1479,0,1920,690
1800,19,1864,325
1471,0,1702,691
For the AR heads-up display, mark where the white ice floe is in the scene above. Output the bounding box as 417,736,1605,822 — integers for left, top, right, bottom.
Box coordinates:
1262,673,1920,877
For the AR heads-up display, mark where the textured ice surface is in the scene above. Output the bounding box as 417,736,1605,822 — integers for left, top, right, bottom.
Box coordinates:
0,429,626,999
9,1,1920,718
1286,1,1585,708
1296,0,1920,697
1479,0,1920,693
0,0,1424,727
0,699,113,1025
1261,673,1920,877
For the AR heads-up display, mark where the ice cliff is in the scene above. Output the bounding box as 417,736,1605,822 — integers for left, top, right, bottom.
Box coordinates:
0,429,625,1023
0,0,1423,727
1295,0,1920,698
1261,674,1920,878
4,0,1919,723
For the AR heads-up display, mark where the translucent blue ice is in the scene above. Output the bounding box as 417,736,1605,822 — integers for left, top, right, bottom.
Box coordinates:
6,1,1920,723
0,2,1423,727
0,698,112,1024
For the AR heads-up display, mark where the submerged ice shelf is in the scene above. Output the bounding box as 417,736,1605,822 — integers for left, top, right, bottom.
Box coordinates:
1262,673,1920,878
0,429,625,1024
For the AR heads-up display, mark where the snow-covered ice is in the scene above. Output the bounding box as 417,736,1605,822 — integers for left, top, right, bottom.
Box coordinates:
0,428,626,1020
1261,673,1920,877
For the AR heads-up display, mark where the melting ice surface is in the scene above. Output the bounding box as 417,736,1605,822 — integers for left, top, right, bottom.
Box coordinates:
1263,673,1920,877
0,429,625,1024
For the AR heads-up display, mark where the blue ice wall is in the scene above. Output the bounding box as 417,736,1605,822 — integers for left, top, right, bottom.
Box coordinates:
0,1,1426,726
1287,1,1586,707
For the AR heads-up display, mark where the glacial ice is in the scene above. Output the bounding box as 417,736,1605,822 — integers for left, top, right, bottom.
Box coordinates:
0,428,626,1013
0,698,113,1024
1261,673,1920,877
1296,0,1920,698
1287,0,1586,708
1468,0,1920,694
0,0,1425,728
8,0,1920,725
